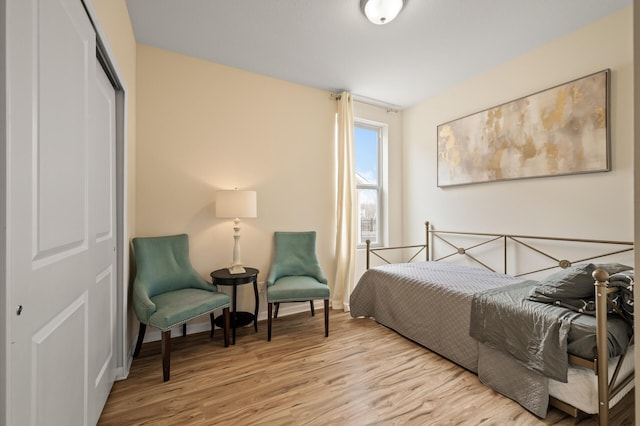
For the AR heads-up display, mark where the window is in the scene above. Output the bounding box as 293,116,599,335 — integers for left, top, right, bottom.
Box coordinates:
355,121,384,247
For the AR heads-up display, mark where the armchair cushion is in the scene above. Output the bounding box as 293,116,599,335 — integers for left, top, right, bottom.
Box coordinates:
149,288,230,331
267,276,330,303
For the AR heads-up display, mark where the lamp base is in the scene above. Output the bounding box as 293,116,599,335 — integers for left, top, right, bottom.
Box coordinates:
228,265,246,274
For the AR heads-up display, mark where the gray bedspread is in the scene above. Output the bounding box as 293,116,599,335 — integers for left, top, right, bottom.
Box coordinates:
350,262,522,372
469,281,579,383
349,262,629,418
349,262,572,418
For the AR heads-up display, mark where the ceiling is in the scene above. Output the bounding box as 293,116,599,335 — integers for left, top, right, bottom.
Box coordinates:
126,0,631,109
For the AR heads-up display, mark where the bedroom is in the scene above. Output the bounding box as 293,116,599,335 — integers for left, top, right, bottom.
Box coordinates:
2,0,638,424
118,0,635,333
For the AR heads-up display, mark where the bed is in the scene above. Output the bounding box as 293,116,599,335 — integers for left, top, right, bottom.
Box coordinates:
349,222,634,426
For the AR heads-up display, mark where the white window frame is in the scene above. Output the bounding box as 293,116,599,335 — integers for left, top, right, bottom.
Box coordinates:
354,119,387,249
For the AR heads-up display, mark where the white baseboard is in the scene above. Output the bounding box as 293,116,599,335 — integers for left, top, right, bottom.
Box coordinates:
114,334,138,382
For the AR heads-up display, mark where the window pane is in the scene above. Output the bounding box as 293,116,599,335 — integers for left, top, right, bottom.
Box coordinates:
355,126,378,185
358,188,378,245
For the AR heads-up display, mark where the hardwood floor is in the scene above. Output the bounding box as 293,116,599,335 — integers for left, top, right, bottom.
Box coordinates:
99,310,634,425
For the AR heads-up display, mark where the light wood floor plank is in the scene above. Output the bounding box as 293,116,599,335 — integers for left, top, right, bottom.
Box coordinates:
99,311,634,425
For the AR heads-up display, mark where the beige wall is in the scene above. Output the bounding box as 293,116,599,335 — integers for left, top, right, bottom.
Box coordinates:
136,45,337,320
403,7,633,244
77,3,407,347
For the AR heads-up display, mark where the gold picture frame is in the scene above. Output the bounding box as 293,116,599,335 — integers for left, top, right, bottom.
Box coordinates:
437,70,610,187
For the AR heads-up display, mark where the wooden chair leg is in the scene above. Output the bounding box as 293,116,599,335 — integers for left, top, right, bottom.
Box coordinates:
210,313,215,338
161,330,171,382
324,299,329,337
133,322,146,358
310,300,315,316
222,307,230,347
268,302,273,341
274,302,280,318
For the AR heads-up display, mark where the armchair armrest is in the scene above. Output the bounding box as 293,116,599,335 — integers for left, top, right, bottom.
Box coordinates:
132,278,157,323
266,269,277,287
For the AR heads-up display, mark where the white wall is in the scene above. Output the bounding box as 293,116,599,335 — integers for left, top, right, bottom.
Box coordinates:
403,7,633,245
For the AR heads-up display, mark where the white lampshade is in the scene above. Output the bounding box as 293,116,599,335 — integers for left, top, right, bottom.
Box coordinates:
216,190,257,219
361,0,404,25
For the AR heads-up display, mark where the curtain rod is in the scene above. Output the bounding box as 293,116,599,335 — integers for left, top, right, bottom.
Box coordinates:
330,92,401,113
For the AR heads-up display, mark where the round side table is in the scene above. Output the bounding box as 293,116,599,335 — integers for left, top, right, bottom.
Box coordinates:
210,267,259,345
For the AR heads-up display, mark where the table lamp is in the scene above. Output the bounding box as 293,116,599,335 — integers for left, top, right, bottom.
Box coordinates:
216,189,257,274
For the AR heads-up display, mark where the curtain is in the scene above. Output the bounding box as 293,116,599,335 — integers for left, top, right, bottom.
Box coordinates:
332,91,356,311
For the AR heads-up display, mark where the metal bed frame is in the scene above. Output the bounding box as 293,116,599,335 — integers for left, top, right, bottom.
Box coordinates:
364,221,634,426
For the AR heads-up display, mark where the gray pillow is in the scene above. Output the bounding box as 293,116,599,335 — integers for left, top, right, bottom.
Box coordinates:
530,263,597,300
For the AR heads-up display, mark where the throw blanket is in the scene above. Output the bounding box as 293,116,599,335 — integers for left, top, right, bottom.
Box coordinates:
470,281,579,383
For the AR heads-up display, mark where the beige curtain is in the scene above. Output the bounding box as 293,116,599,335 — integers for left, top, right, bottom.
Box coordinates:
332,92,356,311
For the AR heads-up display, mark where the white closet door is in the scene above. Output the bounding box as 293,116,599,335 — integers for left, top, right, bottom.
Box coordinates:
88,61,118,424
7,0,117,424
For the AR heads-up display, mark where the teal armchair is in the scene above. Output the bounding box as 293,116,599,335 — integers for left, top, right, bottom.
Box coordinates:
266,231,330,341
132,234,230,381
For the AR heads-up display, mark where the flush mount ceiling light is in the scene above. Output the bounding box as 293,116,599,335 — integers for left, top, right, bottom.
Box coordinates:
360,0,405,25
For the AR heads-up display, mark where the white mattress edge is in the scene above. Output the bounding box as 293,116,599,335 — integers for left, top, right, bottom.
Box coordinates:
549,345,635,414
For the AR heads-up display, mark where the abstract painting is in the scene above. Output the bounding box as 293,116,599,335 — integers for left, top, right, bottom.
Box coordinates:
437,70,610,187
